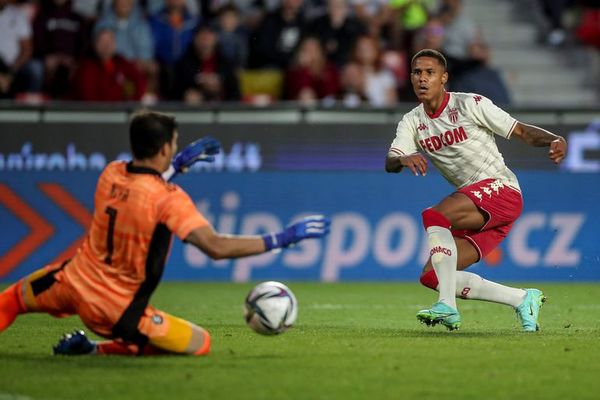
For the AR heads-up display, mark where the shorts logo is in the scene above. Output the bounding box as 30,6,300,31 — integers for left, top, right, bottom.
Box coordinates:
151,314,163,325
471,180,505,202
474,95,482,105
430,246,452,257
471,190,483,202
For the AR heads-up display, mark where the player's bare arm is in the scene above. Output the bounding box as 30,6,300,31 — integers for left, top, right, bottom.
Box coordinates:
511,122,567,164
385,152,428,176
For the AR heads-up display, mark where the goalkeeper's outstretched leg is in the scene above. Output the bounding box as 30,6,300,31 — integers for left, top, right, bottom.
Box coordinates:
0,283,25,333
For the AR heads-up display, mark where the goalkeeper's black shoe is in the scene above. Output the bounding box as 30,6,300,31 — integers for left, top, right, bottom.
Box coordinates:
53,330,97,355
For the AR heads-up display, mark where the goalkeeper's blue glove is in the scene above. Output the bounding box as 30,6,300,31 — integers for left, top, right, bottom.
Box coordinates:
164,136,221,181
262,215,331,251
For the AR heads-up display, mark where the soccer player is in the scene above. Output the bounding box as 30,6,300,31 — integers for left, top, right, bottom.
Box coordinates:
385,49,567,332
0,110,330,355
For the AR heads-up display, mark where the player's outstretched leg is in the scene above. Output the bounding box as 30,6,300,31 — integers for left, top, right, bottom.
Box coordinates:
54,310,211,356
53,328,211,356
52,330,164,355
515,289,546,332
0,283,26,333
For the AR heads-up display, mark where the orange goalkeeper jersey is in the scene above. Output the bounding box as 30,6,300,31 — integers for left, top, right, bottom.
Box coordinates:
57,161,208,334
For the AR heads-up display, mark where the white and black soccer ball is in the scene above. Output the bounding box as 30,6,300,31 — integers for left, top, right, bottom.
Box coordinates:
244,281,298,335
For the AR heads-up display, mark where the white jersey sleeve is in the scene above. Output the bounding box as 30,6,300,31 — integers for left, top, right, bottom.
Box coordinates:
464,94,517,139
389,109,419,156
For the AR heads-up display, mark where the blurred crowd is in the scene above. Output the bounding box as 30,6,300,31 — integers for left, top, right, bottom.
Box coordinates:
536,0,600,49
0,0,594,106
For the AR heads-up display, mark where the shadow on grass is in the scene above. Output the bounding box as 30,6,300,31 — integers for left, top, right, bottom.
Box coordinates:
0,352,206,368
294,325,527,338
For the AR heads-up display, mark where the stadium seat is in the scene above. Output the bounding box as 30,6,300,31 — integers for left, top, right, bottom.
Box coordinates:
240,69,284,105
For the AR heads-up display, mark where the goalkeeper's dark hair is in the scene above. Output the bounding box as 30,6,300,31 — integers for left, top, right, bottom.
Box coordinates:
129,110,177,160
411,49,447,71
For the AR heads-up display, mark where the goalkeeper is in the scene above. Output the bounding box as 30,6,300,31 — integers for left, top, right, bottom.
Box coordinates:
0,110,330,356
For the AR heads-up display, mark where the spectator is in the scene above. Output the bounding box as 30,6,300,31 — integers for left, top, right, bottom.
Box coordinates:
285,36,340,105
95,0,153,63
381,48,408,99
450,39,511,105
172,25,240,104
537,0,576,46
145,0,199,18
71,0,111,21
247,0,306,69
307,0,366,67
339,61,367,107
575,4,600,50
431,1,511,104
412,17,446,54
350,0,393,41
149,0,199,96
388,0,434,50
95,0,158,98
351,34,397,106
0,0,41,98
438,0,477,63
196,0,276,33
72,27,147,101
214,3,248,69
32,0,88,98
303,0,328,21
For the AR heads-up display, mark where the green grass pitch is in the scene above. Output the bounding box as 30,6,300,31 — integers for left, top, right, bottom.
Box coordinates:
1,282,599,400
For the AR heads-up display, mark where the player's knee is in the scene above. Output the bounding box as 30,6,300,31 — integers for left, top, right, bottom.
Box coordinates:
419,269,438,290
421,208,451,229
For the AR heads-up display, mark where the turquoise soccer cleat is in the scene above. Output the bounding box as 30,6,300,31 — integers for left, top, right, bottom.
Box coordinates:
53,330,97,355
515,289,547,332
417,301,461,331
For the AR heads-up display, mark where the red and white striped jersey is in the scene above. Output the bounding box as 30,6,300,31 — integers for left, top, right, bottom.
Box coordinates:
389,92,520,191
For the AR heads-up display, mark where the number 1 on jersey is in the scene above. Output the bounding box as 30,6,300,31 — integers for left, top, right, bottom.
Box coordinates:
105,206,118,265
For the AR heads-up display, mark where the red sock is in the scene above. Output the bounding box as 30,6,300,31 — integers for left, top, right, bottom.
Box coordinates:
0,283,26,333
140,345,170,356
96,341,138,355
97,341,170,356
420,269,439,290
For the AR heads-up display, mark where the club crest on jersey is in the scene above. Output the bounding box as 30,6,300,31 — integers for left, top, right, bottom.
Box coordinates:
447,107,459,124
417,123,427,131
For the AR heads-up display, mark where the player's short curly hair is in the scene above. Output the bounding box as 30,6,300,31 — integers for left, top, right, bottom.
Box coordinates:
129,110,177,160
411,49,447,71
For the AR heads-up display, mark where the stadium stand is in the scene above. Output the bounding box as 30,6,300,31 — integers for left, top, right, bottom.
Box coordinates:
469,0,598,106
0,0,597,106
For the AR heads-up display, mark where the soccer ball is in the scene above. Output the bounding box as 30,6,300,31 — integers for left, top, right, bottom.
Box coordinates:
244,281,298,335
